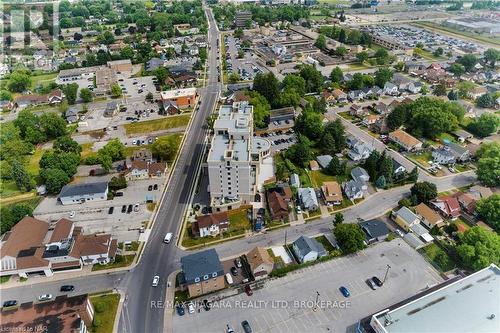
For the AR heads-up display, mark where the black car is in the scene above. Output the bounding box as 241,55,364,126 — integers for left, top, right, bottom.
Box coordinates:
148,185,153,191
3,300,17,308
153,184,158,190
108,207,114,214
230,266,238,276
202,299,211,311
121,205,127,213
176,304,185,316
115,192,124,197
372,276,383,287
60,285,75,292
241,320,252,333
201,207,209,215
127,204,133,213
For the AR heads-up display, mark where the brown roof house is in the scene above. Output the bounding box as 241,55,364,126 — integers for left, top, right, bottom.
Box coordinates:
267,191,288,221
389,129,422,151
0,294,94,333
191,212,229,238
321,181,343,205
415,203,444,229
246,247,274,280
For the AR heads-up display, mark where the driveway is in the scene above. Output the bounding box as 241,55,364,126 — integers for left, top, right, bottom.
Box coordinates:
173,240,443,333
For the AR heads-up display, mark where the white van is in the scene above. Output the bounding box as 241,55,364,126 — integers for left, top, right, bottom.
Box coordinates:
163,233,173,244
225,273,234,285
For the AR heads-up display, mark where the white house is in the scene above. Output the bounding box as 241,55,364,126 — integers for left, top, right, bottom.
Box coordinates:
343,180,365,201
298,188,319,211
58,182,108,205
383,82,399,96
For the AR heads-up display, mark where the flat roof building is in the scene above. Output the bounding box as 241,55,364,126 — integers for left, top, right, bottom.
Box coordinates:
160,87,197,109
369,264,500,333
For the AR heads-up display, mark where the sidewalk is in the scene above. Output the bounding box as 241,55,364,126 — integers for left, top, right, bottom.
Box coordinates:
163,270,180,333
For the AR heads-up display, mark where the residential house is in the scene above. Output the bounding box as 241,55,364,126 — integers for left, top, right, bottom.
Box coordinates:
316,155,333,169
332,89,347,103
407,81,422,94
267,191,288,221
410,223,434,244
389,129,422,151
47,89,64,105
292,236,327,263
456,192,477,216
132,149,153,163
65,107,79,123
180,249,225,297
374,102,390,115
348,90,365,102
309,160,320,171
415,203,444,229
58,182,108,205
346,135,359,148
452,130,473,143
393,206,420,231
76,233,118,266
343,180,365,201
246,247,274,280
163,100,180,115
322,90,336,105
349,104,368,118
0,294,95,333
372,117,390,135
348,142,374,161
383,82,398,96
146,58,165,72
469,185,493,200
124,161,167,180
432,143,470,165
362,114,380,126
290,173,300,188
431,196,461,220
14,94,49,109
351,166,370,183
469,86,488,99
360,219,389,244
298,188,319,211
191,212,229,238
321,181,342,205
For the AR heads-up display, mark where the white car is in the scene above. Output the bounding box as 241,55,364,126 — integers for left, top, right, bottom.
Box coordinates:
38,294,53,301
69,211,75,218
152,275,160,287
187,302,195,314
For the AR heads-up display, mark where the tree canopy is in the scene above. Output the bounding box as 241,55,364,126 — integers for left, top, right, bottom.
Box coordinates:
334,223,366,254
456,227,500,271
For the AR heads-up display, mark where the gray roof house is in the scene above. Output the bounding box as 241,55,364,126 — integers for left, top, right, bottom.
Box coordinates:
432,143,470,165
292,235,327,263
351,166,370,183
146,58,165,72
348,142,374,161
383,82,398,96
58,182,108,205
180,249,224,285
343,180,365,201
290,173,300,188
346,135,359,148
298,188,319,211
360,219,390,244
65,107,79,124
392,159,406,177
316,155,333,169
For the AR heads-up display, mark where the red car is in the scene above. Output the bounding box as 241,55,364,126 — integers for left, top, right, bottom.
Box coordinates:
245,285,253,296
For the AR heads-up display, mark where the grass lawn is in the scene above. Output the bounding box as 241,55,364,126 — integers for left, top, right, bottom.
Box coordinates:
124,241,140,251
27,148,44,175
0,180,22,198
407,151,433,168
80,142,96,160
436,132,456,144
318,0,350,4
123,114,190,135
328,198,354,213
347,63,370,71
338,111,356,121
30,73,57,89
0,275,11,284
306,209,321,219
420,243,455,272
310,170,336,188
453,217,471,233
310,15,329,21
315,235,336,253
298,170,313,188
91,254,135,271
228,208,252,234
90,293,120,333
124,144,152,157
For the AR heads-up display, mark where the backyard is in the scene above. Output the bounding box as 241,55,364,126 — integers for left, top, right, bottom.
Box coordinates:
123,114,190,135
419,243,455,272
309,170,336,188
90,293,120,333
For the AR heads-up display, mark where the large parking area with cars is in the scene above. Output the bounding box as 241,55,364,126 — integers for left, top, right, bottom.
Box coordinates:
172,241,443,333
259,128,296,154
34,178,164,242
224,35,267,81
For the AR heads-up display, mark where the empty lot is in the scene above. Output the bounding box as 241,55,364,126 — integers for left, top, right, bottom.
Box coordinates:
173,241,443,333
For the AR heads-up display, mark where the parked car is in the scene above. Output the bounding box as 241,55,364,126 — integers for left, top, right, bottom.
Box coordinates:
108,207,114,214
366,278,378,290
148,185,153,191
115,191,124,197
230,266,238,276
60,285,75,292
152,275,160,287
372,276,383,287
234,258,242,268
69,211,75,218
127,204,133,213
187,302,195,314
134,203,140,212
3,300,17,308
203,299,211,311
176,304,185,316
121,205,127,213
226,325,235,333
245,285,253,296
339,286,350,298
38,294,53,301
241,320,252,333
153,184,158,190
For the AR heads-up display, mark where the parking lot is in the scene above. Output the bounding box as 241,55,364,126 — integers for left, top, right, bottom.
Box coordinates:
225,35,266,81
34,178,164,242
172,241,443,333
118,75,158,100
259,128,296,154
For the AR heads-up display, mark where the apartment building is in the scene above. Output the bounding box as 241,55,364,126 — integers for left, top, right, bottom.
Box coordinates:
207,102,270,211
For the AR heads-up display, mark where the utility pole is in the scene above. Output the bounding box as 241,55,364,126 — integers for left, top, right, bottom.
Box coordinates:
383,264,391,284
313,291,320,312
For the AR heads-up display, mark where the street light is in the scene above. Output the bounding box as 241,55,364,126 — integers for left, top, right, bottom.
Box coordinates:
383,264,391,284
313,291,320,312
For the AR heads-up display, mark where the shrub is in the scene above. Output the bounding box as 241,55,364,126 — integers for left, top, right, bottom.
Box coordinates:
94,302,106,313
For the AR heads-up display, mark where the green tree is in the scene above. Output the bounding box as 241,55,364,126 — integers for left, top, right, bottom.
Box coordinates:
111,83,122,98
338,29,346,43
282,75,306,96
53,136,81,154
233,27,243,38
449,63,465,77
374,48,390,65
98,151,113,172
120,46,135,60
97,30,115,45
43,168,70,193
374,67,393,88
98,139,125,161
333,212,344,226
249,92,271,129
475,194,500,232
387,104,410,130
447,90,459,101
456,227,500,271
467,113,500,138
39,112,67,139
378,153,393,183
457,81,475,99
299,65,324,93
375,175,386,188
146,92,154,102
363,150,381,180
314,34,326,50
433,83,447,96
433,47,443,57
484,48,499,67
0,90,13,101
10,159,34,192
253,72,280,107
320,119,346,154
335,46,348,58
294,110,323,141
334,223,365,254
457,54,478,72
356,51,369,64
228,72,240,83
151,135,181,162
325,156,346,176
7,71,31,93
410,181,437,204
329,66,343,84
477,154,500,187
285,135,313,167
348,73,365,90
63,83,79,105
408,167,418,182
80,88,93,103
475,93,495,108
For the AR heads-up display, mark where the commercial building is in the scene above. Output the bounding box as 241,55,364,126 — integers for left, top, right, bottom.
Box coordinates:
107,59,132,73
0,294,95,333
58,182,109,205
235,11,252,28
368,264,500,333
207,102,271,211
160,87,197,109
180,249,225,297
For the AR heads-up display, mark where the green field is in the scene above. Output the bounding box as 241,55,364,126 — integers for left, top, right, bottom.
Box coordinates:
310,170,336,188
0,180,21,198
30,73,57,90
90,294,120,333
123,115,190,135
